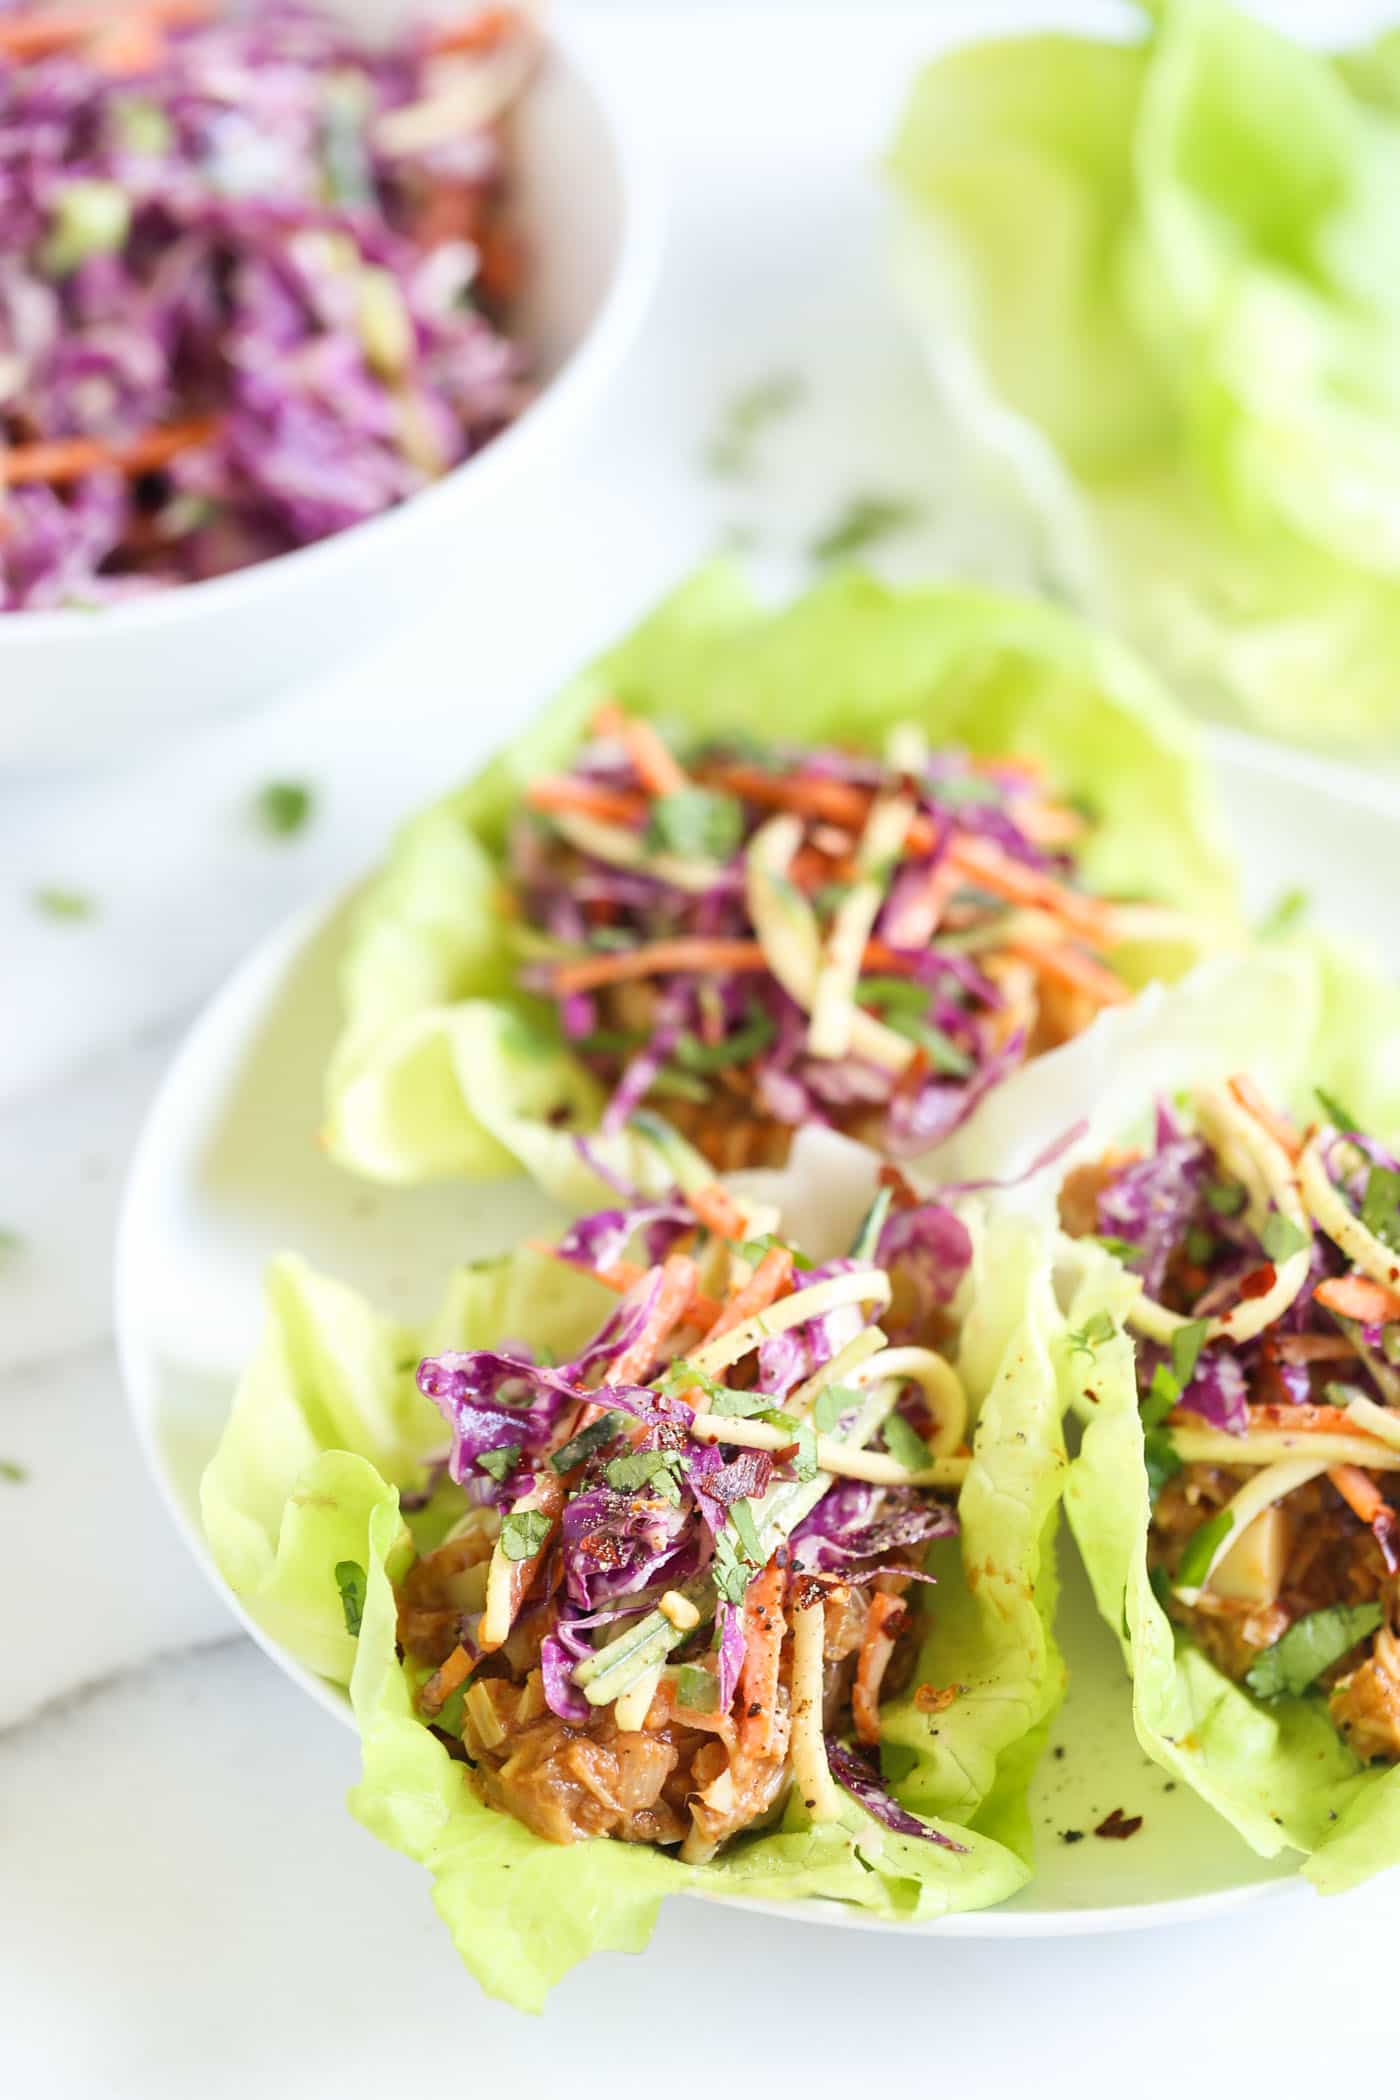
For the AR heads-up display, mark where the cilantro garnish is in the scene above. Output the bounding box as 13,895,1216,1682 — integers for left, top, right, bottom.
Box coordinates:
810,493,921,564
605,1448,685,1505
1361,1166,1400,1255
1143,1430,1182,1503
1316,1086,1360,1135
711,1529,754,1606
1261,1213,1310,1264
704,371,803,476
1244,1603,1383,1702
735,1232,812,1270
33,886,95,920
885,1010,975,1078
674,1005,776,1074
728,1496,763,1565
334,1559,366,1637
254,780,314,838
479,1443,524,1482
1170,1319,1209,1389
814,1383,859,1434
1184,1227,1215,1265
1204,1182,1246,1217
500,1509,553,1560
1092,1235,1143,1264
645,786,743,862
882,1411,932,1472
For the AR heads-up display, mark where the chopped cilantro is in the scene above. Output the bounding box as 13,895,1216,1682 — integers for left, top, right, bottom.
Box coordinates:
1170,1319,1209,1389
1361,1166,1400,1255
855,975,932,1016
810,493,921,564
499,1508,552,1561
1141,1362,1181,1429
1244,1603,1384,1702
1092,1235,1143,1264
711,1529,753,1606
1204,1182,1246,1217
674,1005,776,1073
885,1009,975,1077
727,1496,763,1565
1184,1227,1215,1265
1316,1086,1360,1136
815,1383,860,1434
1255,887,1309,940
1176,1508,1234,1590
479,1443,524,1482
704,370,803,476
1143,1429,1182,1503
882,1411,932,1472
645,786,743,862
705,1386,780,1420
253,780,314,838
33,886,95,920
334,1559,366,1637
550,1413,624,1473
736,1232,812,1270
762,1409,818,1481
605,1448,685,1505
1261,1213,1310,1264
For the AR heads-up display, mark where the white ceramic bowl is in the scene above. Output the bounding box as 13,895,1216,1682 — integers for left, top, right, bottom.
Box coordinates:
0,12,660,769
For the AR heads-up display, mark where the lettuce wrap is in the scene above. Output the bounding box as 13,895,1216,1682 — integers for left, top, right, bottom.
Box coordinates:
922,938,1400,1887
888,0,1400,747
201,1145,1071,2009
323,560,1235,1205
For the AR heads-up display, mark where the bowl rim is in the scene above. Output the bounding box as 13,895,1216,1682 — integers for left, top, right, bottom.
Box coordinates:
0,16,663,644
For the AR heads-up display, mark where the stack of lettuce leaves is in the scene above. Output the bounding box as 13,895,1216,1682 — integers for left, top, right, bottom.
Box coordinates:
888,0,1400,747
199,563,1400,2010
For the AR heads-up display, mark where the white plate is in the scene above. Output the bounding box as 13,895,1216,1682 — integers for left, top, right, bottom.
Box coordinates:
115,725,1400,1933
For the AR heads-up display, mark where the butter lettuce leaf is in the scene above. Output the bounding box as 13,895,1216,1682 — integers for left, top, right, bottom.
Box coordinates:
888,0,1400,746
325,560,1235,1195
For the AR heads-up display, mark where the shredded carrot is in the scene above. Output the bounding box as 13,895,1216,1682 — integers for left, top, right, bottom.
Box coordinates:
420,1642,472,1713
526,775,648,828
946,834,1113,944
592,700,690,800
686,1179,748,1243
736,1562,787,1756
702,1246,794,1342
531,1241,723,1331
700,762,874,838
0,415,218,488
427,4,518,55
1329,1464,1386,1526
1015,802,1088,848
477,1472,564,1654
1237,1402,1366,1437
610,1254,700,1384
0,0,210,61
852,1592,907,1747
1006,936,1130,1008
1314,1274,1400,1325
1227,1073,1303,1163
549,937,768,998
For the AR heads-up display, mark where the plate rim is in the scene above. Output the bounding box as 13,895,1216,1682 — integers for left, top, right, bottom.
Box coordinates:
116,721,1391,1934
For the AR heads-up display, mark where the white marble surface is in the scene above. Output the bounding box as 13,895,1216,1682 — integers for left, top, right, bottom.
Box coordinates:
7,7,1400,2094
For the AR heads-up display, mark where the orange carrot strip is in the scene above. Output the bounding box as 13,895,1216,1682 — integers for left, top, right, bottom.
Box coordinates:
525,775,648,827
609,1254,700,1384
0,0,209,59
1236,1403,1366,1437
548,938,768,998
1227,1073,1303,1163
946,834,1112,944
702,1246,794,1343
530,1241,723,1331
427,4,518,55
0,415,217,487
737,1562,787,1756
686,1180,748,1243
1006,936,1131,1008
420,1642,472,1713
592,700,689,799
1314,1275,1400,1325
1329,1464,1385,1526
852,1592,907,1747
701,763,886,840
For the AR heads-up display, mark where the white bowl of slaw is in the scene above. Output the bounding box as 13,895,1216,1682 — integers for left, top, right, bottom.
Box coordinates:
0,6,661,768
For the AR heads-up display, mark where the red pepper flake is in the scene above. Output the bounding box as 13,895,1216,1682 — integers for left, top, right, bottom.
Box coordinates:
1094,1806,1143,1840
1237,1263,1277,1302
789,1572,827,1613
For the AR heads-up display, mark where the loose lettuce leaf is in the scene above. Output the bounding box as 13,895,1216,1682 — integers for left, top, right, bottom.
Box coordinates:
324,560,1235,1193
888,1,1400,746
202,1202,1073,2006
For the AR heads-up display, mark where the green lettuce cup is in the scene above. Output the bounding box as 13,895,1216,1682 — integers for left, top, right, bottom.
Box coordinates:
324,559,1236,1205
201,1161,1072,2009
888,0,1400,747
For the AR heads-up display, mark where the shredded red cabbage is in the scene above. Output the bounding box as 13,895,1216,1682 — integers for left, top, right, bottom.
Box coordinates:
824,1738,967,1852
0,1,531,607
